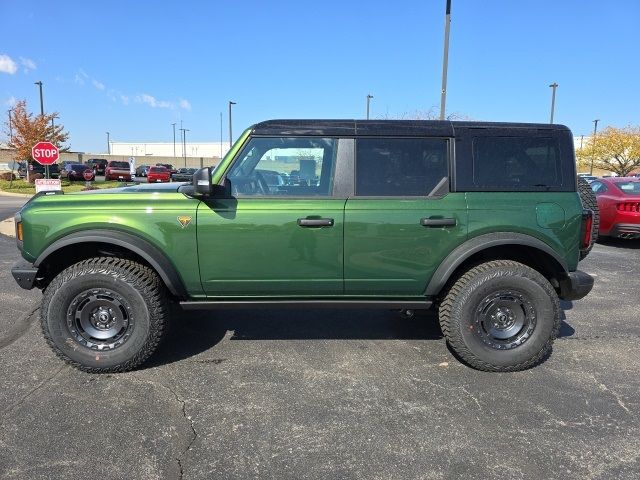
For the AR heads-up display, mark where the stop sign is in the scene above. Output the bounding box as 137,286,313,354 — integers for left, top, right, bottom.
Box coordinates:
31,141,59,166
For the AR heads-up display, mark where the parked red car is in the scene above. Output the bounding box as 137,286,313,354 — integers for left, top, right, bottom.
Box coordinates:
105,161,132,181
591,177,640,239
147,166,171,183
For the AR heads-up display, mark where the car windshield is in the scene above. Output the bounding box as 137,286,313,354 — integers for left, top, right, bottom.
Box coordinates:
110,162,129,169
70,164,86,170
614,181,640,195
151,167,167,172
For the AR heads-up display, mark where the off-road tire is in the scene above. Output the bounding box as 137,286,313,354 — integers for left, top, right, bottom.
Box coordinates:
578,176,599,259
41,257,170,373
439,260,560,372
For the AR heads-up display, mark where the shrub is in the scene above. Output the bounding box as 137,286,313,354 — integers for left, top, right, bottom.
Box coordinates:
28,173,44,184
0,172,16,181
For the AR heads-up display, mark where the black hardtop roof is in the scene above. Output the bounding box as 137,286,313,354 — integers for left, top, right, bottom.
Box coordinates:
251,119,570,137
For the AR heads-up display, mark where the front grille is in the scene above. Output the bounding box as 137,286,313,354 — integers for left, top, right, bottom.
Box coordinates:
616,202,640,213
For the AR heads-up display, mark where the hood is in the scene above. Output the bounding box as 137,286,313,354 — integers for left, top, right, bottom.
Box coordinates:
72,182,184,195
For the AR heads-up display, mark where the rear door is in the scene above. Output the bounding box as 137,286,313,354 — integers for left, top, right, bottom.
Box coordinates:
344,137,468,296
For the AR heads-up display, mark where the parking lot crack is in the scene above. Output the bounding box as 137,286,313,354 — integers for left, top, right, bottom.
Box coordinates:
2,365,64,416
590,374,631,415
131,377,197,479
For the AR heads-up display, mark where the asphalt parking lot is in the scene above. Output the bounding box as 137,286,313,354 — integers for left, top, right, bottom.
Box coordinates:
0,201,638,479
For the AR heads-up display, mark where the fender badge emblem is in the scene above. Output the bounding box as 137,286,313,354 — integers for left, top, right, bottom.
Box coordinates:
177,216,192,228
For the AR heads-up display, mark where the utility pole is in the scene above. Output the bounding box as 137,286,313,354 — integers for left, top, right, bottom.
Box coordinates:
589,119,599,175
228,101,236,149
366,94,373,120
549,82,558,123
106,132,110,154
172,123,176,158
439,0,452,120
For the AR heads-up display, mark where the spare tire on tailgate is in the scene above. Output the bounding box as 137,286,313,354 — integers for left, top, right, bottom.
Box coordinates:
578,176,599,260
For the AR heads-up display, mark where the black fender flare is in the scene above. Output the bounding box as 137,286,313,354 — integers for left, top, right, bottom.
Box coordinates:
425,232,569,296
34,229,187,298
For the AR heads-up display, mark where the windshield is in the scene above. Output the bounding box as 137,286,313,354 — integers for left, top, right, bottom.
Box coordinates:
110,162,129,169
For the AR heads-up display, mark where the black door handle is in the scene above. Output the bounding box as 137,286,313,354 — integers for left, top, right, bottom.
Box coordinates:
420,217,457,227
297,218,334,227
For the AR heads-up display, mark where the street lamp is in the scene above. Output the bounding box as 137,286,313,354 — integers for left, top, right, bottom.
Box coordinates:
549,82,558,124
439,0,452,120
366,94,374,120
106,132,110,154
228,101,236,148
172,123,176,158
589,119,600,175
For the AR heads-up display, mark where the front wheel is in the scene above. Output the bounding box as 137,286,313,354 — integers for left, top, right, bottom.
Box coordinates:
41,257,170,373
439,260,560,372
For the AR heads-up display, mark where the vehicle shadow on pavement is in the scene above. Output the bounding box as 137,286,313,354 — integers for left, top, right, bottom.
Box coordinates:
147,307,443,368
596,238,640,249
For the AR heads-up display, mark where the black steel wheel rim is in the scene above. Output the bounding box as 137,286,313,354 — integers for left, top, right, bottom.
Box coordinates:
474,290,536,350
66,288,135,351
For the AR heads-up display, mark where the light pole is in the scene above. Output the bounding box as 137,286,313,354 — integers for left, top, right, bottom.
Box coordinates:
366,94,373,120
220,112,223,159
589,119,599,175
172,123,176,158
228,101,236,149
7,109,13,144
180,128,189,167
439,0,452,120
549,82,558,123
34,81,44,116
34,81,48,178
106,132,110,154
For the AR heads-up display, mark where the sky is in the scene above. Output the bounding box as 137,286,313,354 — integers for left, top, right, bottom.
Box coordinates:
0,0,638,153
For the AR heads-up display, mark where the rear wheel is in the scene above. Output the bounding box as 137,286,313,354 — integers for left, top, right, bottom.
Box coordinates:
439,260,560,372
41,257,170,373
578,176,599,259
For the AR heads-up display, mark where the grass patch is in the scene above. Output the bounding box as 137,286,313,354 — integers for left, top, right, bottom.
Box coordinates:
0,179,127,195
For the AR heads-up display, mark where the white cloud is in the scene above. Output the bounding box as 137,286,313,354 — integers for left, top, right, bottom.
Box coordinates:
120,94,130,106
74,68,89,85
0,54,18,74
92,79,105,90
136,93,172,109
179,99,191,111
20,57,36,73
4,96,17,107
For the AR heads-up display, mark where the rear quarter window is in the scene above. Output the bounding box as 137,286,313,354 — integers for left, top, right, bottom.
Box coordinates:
454,129,576,192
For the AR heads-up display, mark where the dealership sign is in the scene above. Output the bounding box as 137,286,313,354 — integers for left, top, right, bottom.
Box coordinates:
35,178,62,193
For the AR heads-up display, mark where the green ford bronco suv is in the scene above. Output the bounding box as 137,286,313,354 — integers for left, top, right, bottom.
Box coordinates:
12,120,595,373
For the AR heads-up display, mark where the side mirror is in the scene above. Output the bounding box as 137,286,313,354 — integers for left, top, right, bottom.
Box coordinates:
192,167,212,196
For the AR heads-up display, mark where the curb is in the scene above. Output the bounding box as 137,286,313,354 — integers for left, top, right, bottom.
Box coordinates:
0,190,33,198
0,217,15,237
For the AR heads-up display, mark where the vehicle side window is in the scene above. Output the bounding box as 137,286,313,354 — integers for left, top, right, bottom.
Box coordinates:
355,138,448,196
227,137,337,196
591,181,607,194
472,136,561,189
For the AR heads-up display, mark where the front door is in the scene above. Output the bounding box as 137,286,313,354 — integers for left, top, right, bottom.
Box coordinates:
197,136,346,297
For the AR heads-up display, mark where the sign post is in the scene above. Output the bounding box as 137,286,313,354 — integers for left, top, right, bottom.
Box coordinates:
31,141,60,180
